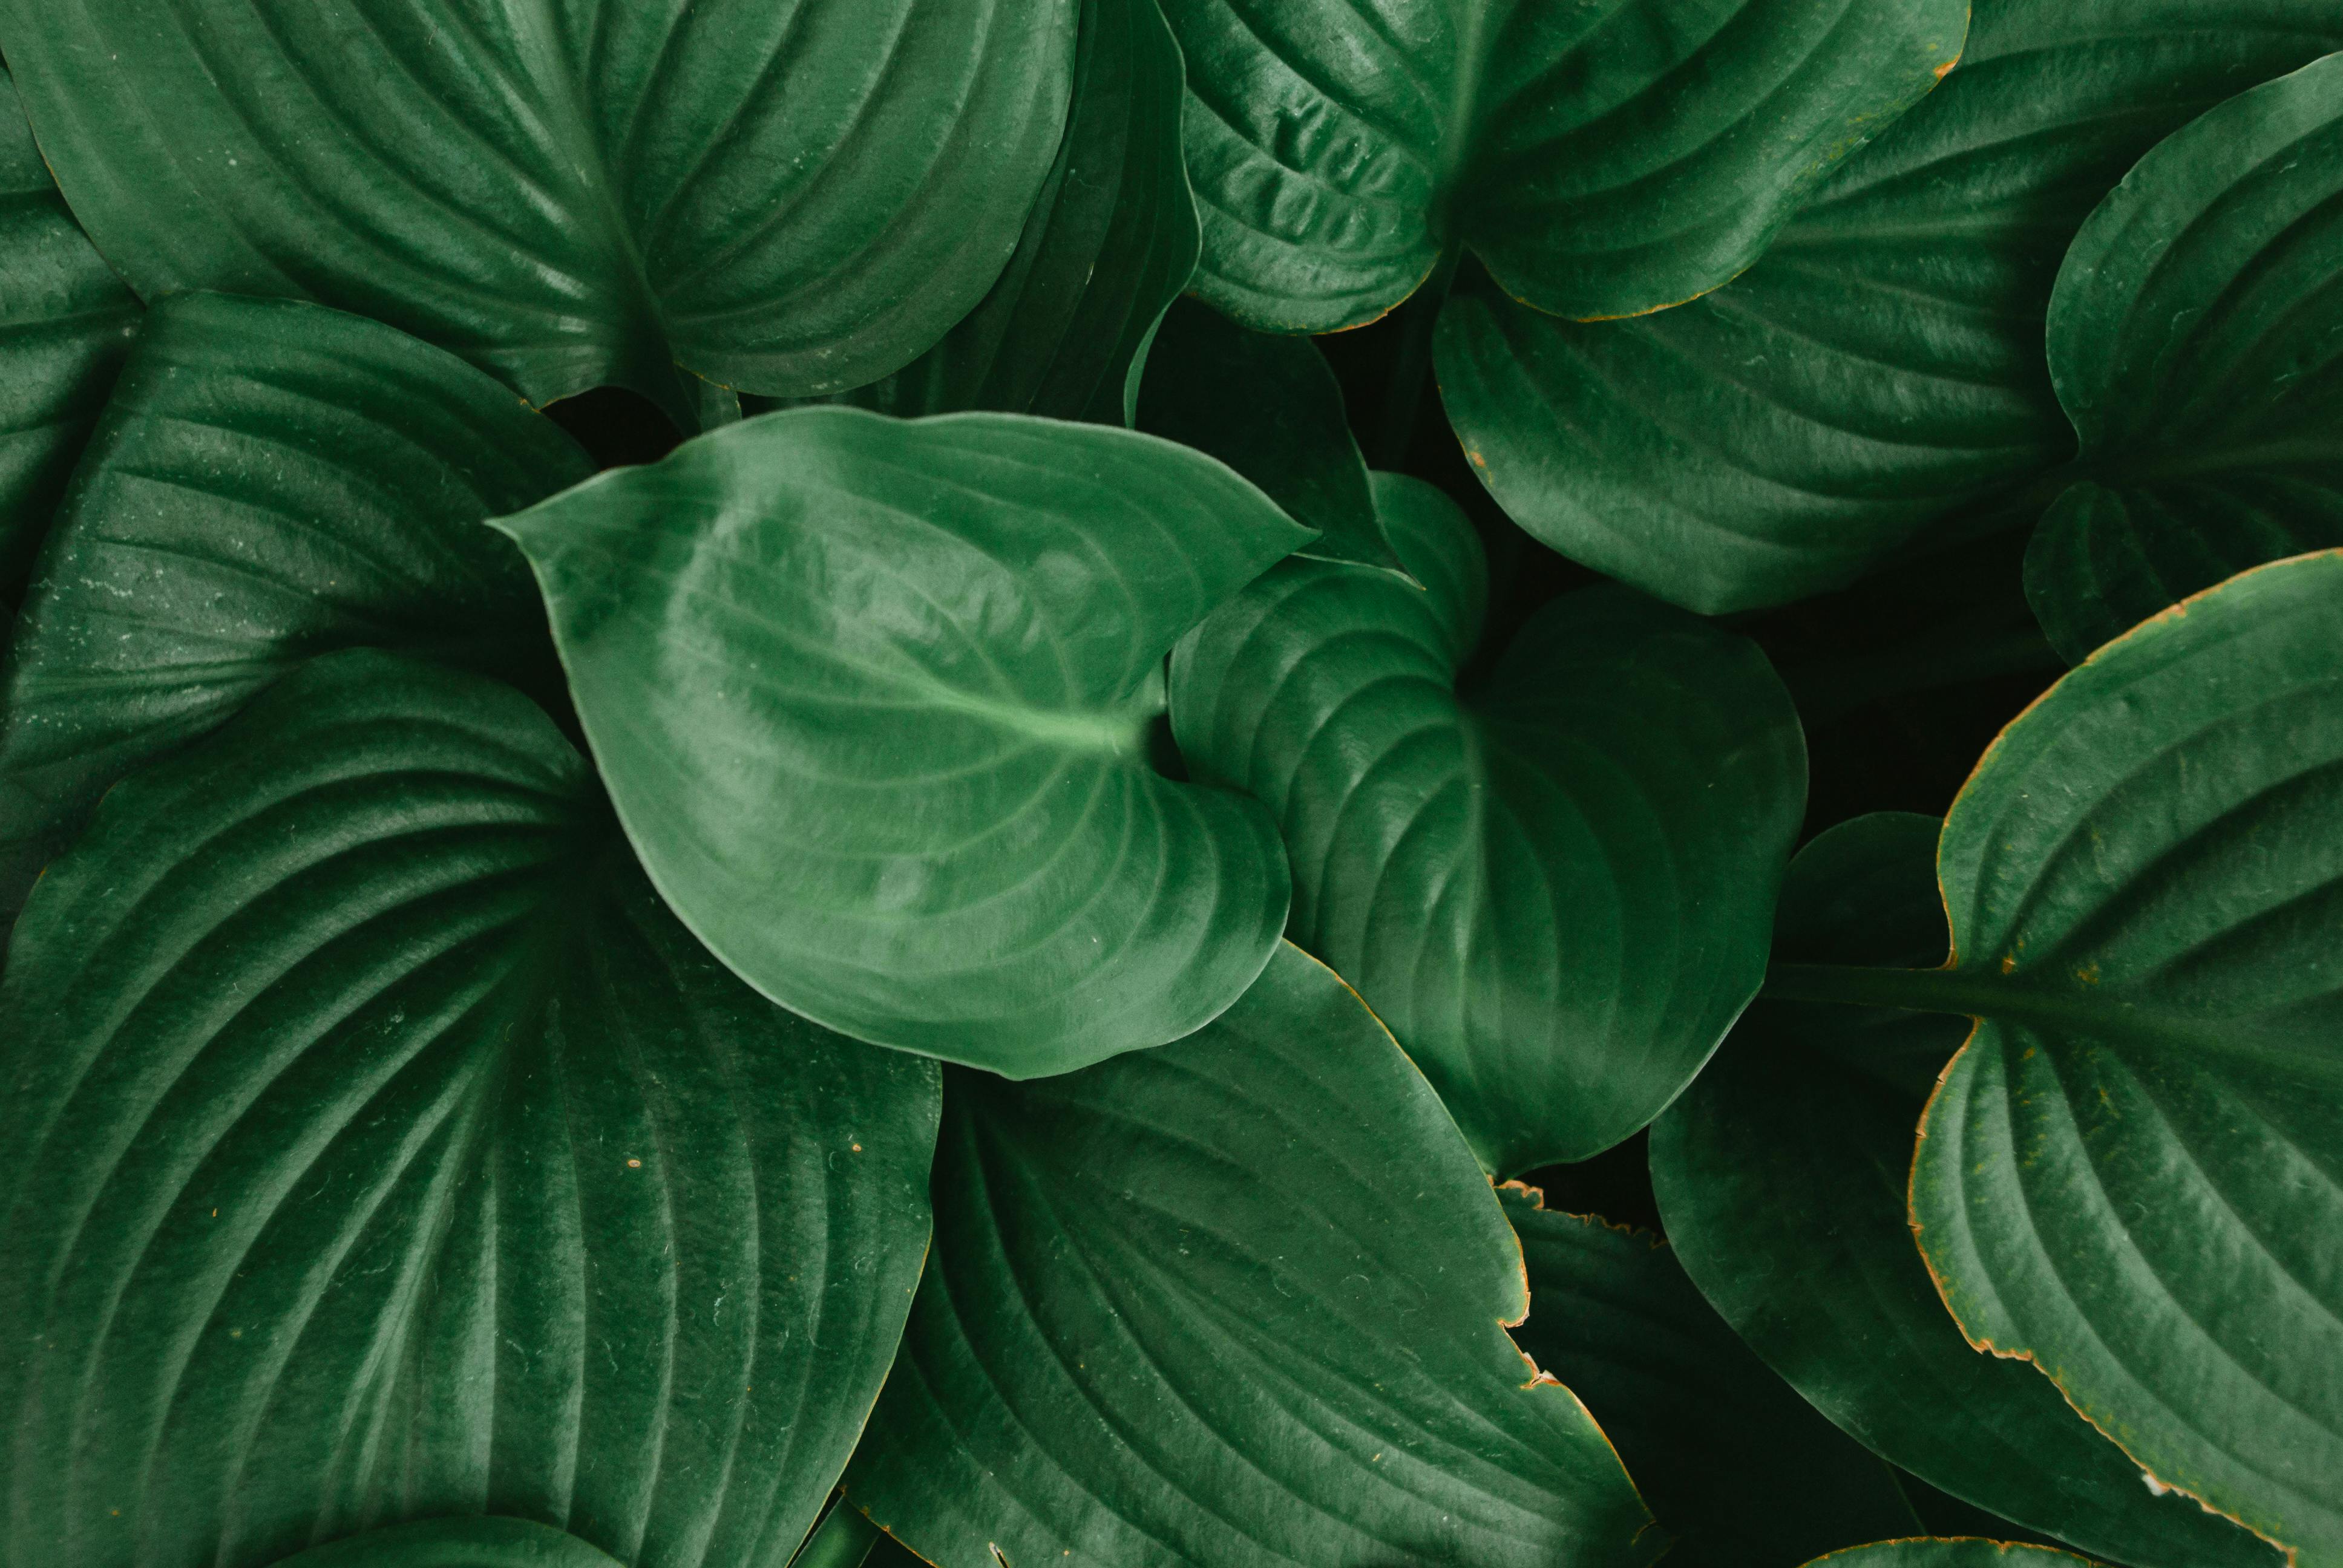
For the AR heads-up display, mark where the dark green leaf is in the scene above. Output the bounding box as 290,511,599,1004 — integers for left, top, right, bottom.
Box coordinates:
1498,1187,1919,1567
844,942,1659,1568
1162,0,1966,332
1650,814,2280,1568
1135,295,1401,572
1170,472,1805,1171
0,292,590,913
496,406,1309,1076
1795,1545,2097,1568
0,65,140,593
2027,53,2343,660
764,0,1197,428
1437,0,2343,613
0,650,942,1568
268,1518,623,1568
0,0,1080,420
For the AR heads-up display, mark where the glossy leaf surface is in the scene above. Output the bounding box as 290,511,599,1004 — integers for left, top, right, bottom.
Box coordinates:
268,1518,624,1568
2027,54,2343,661
499,407,1308,1075
845,943,1659,1568
0,651,942,1568
1880,553,2343,1563
1500,1187,1918,1567
0,292,589,913
1799,1545,2096,1568
1651,815,2279,1568
1163,0,1967,332
1438,0,2343,613
1135,296,1400,570
1171,472,1804,1171
0,0,1078,419
0,65,140,591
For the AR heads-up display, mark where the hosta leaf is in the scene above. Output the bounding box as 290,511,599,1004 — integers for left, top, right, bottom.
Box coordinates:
1798,1545,2096,1568
0,650,942,1568
1761,554,2343,1563
1650,814,2280,1568
496,406,1309,1076
0,65,140,593
0,0,1078,420
1437,0,2343,613
0,292,589,913
2027,53,2343,661
1498,1187,1919,1567
1162,0,1966,332
763,0,1196,427
1170,472,1804,1171
843,942,1658,1568
269,1519,623,1568
1134,295,1401,571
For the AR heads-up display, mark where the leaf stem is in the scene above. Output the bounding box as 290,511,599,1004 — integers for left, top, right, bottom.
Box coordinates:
1376,244,1462,468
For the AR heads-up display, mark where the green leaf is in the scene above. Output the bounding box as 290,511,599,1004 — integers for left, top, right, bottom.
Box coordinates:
267,1518,624,1568
0,65,140,593
496,405,1309,1076
842,942,1660,1568
1162,0,1967,332
1134,295,1403,572
1436,0,2343,613
1795,1544,2098,1568
1763,553,2343,1564
0,292,590,914
758,0,1198,428
0,0,1080,422
1650,814,2281,1568
2027,53,2343,661
1498,1187,1919,1567
0,650,942,1568
1170,472,1805,1172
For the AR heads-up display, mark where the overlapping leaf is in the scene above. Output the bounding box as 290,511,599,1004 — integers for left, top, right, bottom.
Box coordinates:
1800,1546,2096,1568
0,0,1080,423
0,292,590,913
1162,0,1966,332
2026,53,2343,659
1438,0,2343,613
269,1519,623,1568
497,406,1308,1076
844,943,1659,1568
1171,472,1804,1171
1499,1187,1918,1567
1651,815,2280,1568
0,651,942,1568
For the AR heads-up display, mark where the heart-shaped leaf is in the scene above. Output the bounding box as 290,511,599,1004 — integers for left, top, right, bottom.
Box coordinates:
269,1519,623,1568
0,0,1079,421
1499,1187,1919,1567
1135,295,1403,572
1797,1545,2096,1568
0,292,590,913
1162,0,1965,333
0,65,140,594
1170,472,1805,1171
1436,0,2343,613
841,942,1659,1568
2026,52,2343,661
496,406,1309,1076
1651,814,2281,1568
0,650,942,1568
761,0,1196,428
1766,553,2343,1563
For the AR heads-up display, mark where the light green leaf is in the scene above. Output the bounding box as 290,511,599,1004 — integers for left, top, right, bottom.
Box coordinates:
1499,1187,1920,1567
268,1519,623,1568
2027,53,2343,660
1651,815,2281,1568
1134,295,1401,571
0,0,1080,422
0,64,140,592
0,292,590,913
1797,1544,2099,1568
1163,0,1966,332
844,942,1659,1568
1170,472,1804,1172
0,650,942,1568
496,406,1309,1076
1436,0,2343,613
